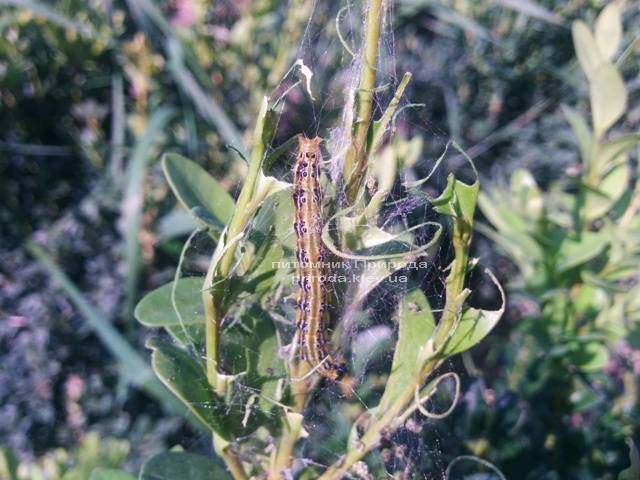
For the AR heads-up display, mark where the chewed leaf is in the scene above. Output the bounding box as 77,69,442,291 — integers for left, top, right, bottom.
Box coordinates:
403,141,450,190
432,173,479,226
378,289,435,412
441,269,505,357
147,338,235,439
246,171,292,214
323,209,442,261
409,141,479,227
293,58,316,102
140,451,232,480
135,277,204,328
229,306,286,412
162,153,235,228
430,174,456,207
368,72,412,155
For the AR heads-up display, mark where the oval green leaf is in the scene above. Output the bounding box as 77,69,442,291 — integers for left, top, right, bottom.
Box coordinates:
162,153,235,227
572,21,604,80
556,231,609,273
139,452,231,480
378,288,436,412
89,468,135,480
594,2,622,60
590,63,627,138
147,338,234,439
135,277,204,328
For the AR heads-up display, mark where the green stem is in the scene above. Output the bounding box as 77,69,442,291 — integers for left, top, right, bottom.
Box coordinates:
271,416,303,479
204,97,269,388
215,435,249,480
435,218,470,347
269,357,313,478
344,0,383,204
203,97,270,479
218,97,270,278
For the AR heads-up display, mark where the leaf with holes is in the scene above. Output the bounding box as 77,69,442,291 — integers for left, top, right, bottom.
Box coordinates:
442,270,505,357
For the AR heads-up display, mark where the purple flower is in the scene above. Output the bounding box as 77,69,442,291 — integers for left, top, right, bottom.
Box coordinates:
171,0,197,28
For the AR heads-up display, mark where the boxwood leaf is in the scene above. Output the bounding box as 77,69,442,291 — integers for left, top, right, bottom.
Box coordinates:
561,105,592,166
378,288,436,412
590,63,627,138
556,232,609,273
567,340,609,372
572,21,604,81
432,173,480,227
442,269,505,357
135,277,204,328
584,161,630,221
162,153,235,228
139,451,231,480
147,338,234,439
89,468,135,480
594,2,622,60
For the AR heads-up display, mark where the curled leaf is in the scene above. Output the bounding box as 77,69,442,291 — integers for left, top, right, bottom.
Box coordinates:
414,372,460,419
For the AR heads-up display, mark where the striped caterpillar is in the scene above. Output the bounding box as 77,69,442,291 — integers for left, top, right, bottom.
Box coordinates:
292,134,346,381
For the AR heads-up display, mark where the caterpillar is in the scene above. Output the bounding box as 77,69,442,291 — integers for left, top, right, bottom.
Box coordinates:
292,134,346,381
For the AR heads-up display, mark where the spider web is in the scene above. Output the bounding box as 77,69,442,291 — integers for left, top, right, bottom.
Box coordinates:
169,1,482,478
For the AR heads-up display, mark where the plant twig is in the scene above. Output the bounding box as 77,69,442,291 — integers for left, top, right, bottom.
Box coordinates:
202,97,270,480
216,438,249,480
344,0,384,204
269,347,313,478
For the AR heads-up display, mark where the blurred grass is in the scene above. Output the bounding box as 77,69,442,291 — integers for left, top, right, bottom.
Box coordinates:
121,107,174,316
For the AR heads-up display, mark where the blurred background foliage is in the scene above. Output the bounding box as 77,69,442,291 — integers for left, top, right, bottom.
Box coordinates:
1,0,639,479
